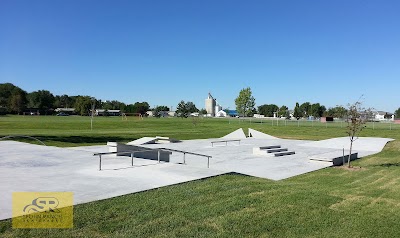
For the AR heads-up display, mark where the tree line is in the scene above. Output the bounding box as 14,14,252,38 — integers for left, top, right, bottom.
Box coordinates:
235,87,398,119
0,83,203,117
0,83,154,116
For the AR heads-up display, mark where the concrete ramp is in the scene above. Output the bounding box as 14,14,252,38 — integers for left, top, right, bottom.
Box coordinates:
127,137,157,145
221,128,246,139
300,137,394,152
248,128,278,139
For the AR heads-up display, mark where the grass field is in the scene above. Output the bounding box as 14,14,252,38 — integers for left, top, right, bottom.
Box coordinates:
1,115,400,237
0,115,399,146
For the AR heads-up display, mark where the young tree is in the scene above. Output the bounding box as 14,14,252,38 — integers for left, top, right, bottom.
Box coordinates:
293,102,302,120
346,99,371,167
235,87,255,117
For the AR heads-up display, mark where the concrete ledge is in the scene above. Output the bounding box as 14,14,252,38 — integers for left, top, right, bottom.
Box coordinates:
107,142,171,162
309,151,358,166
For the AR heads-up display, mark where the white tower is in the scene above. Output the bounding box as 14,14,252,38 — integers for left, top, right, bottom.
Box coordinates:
205,93,216,117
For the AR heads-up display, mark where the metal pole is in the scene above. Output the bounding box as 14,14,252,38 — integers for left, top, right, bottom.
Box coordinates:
183,153,186,164
131,152,134,166
99,155,102,171
158,150,161,163
207,157,210,168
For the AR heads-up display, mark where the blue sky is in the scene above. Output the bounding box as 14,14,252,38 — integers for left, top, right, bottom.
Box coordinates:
1,0,399,112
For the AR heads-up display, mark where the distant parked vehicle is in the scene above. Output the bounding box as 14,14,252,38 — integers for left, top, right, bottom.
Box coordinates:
56,112,69,116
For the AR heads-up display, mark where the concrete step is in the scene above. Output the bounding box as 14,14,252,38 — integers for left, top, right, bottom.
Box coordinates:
274,151,296,157
267,148,288,153
259,145,281,150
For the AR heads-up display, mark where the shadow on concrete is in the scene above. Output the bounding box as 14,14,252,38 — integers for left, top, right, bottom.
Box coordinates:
100,163,161,171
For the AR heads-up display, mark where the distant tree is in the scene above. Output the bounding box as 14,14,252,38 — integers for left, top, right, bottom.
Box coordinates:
235,87,256,117
10,90,27,114
199,108,208,115
299,102,311,117
0,83,27,114
27,90,55,114
186,102,198,113
326,105,347,119
293,102,302,120
278,105,289,118
176,101,198,118
310,103,326,118
130,102,150,115
74,96,93,116
258,104,279,117
285,110,291,119
176,100,189,118
395,108,400,119
101,100,125,111
152,106,170,117
346,98,371,168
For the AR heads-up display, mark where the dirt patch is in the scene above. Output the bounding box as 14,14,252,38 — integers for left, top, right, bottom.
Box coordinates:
335,166,365,171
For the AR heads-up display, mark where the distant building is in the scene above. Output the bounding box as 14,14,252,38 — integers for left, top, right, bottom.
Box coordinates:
320,117,334,122
205,93,216,117
374,111,394,121
95,109,121,116
215,104,222,116
216,110,227,117
227,110,239,117
55,108,75,115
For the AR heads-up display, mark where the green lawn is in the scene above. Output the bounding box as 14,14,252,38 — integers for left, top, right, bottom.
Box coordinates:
1,115,400,237
0,115,399,146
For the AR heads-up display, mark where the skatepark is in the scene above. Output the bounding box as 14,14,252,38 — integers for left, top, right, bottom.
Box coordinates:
0,128,393,220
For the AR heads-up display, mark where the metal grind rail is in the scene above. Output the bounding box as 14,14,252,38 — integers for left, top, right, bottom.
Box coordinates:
93,149,161,171
93,148,212,170
210,139,241,147
159,147,212,168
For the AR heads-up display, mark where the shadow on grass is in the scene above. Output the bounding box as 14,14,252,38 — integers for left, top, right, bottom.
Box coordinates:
374,163,400,168
41,135,135,144
3,135,136,146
